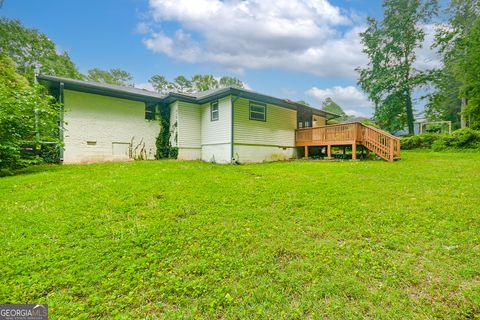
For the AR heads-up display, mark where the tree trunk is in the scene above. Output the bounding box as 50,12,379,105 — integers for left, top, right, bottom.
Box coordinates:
405,90,414,135
461,97,467,128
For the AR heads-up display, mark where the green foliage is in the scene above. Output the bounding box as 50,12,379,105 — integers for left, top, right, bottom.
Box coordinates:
85,68,133,86
455,17,480,129
149,74,245,94
400,133,440,149
357,0,438,134
0,18,82,82
155,105,177,159
0,54,61,174
432,128,480,150
0,152,479,318
296,100,310,106
322,98,345,116
429,0,480,128
321,97,353,121
401,128,480,150
425,68,462,128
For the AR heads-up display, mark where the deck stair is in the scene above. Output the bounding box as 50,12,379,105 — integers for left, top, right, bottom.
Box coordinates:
295,122,400,162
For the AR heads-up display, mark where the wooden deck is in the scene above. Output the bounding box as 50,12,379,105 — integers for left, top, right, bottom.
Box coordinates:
296,122,401,162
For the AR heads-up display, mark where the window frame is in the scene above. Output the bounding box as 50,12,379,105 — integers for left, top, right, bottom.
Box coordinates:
249,101,267,122
145,102,157,120
210,101,219,121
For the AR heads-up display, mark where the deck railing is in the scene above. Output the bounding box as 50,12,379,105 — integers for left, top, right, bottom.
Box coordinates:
296,122,400,161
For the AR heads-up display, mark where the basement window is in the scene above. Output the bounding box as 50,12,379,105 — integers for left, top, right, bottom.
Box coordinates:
249,102,266,121
145,102,157,120
211,101,219,121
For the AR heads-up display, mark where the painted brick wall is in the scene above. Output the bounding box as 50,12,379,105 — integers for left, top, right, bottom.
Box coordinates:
63,90,160,163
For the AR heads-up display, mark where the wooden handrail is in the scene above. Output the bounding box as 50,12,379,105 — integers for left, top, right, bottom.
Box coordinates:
295,122,400,162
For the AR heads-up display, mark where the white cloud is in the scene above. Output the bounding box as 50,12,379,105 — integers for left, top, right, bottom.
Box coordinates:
135,22,152,34
306,85,372,108
140,0,441,79
344,109,369,118
141,0,367,77
414,24,442,71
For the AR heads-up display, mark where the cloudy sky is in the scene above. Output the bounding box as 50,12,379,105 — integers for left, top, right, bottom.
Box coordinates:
2,0,439,117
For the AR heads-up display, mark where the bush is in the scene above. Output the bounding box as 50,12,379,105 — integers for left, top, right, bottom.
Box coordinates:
401,133,441,150
0,54,61,173
402,128,480,151
432,128,480,151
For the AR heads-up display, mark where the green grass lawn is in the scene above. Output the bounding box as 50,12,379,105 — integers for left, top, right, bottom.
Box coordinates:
0,151,479,319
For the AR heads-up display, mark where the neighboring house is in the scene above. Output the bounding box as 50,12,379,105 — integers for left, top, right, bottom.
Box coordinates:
38,75,337,164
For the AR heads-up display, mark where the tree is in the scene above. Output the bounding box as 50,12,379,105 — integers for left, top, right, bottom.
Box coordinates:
0,54,61,174
322,98,346,116
0,18,82,82
85,68,133,86
357,0,438,134
148,74,245,94
191,74,219,92
430,0,480,128
218,76,244,89
454,17,480,128
296,100,310,106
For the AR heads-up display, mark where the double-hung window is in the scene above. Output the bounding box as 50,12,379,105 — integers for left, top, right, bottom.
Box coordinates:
211,101,219,121
145,102,156,120
249,102,266,121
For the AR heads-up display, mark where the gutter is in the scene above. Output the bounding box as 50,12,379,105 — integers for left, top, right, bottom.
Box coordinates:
59,82,65,161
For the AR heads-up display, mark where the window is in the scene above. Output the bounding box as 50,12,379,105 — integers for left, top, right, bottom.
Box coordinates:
249,102,266,121
211,101,219,121
145,102,156,120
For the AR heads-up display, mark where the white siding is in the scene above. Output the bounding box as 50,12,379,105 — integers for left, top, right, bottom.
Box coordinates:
176,101,201,160
169,101,179,147
234,145,296,163
233,97,297,163
234,97,296,147
63,90,160,163
201,144,231,163
201,97,232,163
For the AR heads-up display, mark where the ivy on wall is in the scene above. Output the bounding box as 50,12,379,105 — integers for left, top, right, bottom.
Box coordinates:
155,104,178,159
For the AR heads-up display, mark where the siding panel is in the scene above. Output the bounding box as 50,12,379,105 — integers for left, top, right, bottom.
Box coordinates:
177,101,201,149
234,97,296,147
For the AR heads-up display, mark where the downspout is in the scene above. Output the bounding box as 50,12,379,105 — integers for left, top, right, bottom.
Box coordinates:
59,82,65,161
231,94,241,163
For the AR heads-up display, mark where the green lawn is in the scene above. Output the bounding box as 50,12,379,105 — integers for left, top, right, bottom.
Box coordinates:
0,151,479,319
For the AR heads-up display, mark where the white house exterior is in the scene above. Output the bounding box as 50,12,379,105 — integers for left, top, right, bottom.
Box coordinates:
38,75,337,164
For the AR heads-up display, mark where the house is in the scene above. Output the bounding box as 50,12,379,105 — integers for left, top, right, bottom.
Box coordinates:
38,75,400,163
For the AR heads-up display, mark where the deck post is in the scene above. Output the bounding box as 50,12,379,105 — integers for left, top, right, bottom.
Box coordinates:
352,144,357,160
327,145,331,158
304,146,309,159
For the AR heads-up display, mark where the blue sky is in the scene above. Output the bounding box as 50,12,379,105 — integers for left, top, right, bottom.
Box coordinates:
2,0,437,117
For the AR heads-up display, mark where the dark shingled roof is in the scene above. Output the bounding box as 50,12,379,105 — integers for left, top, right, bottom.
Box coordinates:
38,75,339,119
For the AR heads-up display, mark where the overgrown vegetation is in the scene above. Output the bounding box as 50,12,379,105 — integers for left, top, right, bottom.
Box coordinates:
0,54,61,176
0,151,478,318
155,104,177,159
0,18,82,82
401,128,480,150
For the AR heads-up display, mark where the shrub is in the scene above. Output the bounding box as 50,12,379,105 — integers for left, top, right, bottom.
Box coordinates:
402,128,480,151
432,128,480,151
0,54,61,173
401,133,440,150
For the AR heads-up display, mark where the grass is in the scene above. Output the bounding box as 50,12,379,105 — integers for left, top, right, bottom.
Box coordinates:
0,151,479,319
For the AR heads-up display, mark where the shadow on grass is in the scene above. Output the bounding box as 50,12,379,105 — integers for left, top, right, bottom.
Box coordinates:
1,164,63,178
